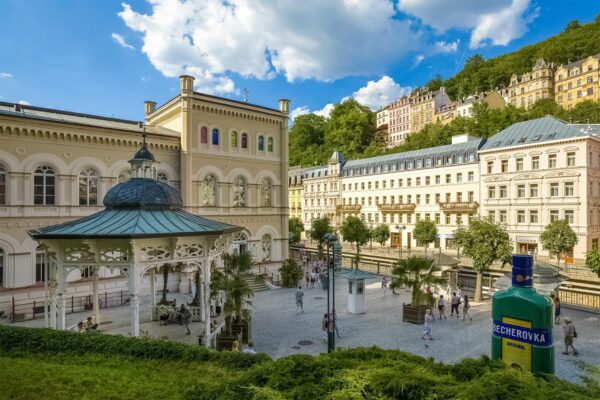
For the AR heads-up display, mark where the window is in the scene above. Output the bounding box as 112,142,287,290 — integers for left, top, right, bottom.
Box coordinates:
488,186,496,199
564,182,574,196
499,186,507,198
567,152,576,167
231,131,238,148
445,174,451,184
435,213,440,224
456,215,463,225
501,160,508,173
488,210,496,223
532,156,539,170
200,127,208,144
550,210,559,222
212,128,219,145
34,166,55,205
406,214,412,224
416,177,421,186
425,176,430,185
35,247,47,283
550,182,559,197
468,171,474,182
530,184,539,197
564,210,574,224
241,133,248,149
468,191,474,202
456,192,462,202
548,154,557,168
258,136,265,151
398,179,403,187
456,173,463,183
0,165,5,205
425,194,430,204
516,158,523,171
78,168,98,206
517,210,525,223
499,210,507,223
530,210,539,224
517,185,525,198
445,214,451,225
416,194,421,204
268,137,274,152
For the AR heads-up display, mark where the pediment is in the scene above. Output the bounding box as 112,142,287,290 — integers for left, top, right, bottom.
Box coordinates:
563,146,579,151
528,150,542,156
513,153,526,158
512,173,543,181
545,148,560,154
484,176,511,183
544,171,581,179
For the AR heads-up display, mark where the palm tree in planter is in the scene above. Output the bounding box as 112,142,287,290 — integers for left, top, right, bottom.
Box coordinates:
390,256,442,324
218,251,254,346
158,263,184,305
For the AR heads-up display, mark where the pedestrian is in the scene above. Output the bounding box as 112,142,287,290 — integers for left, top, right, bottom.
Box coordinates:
562,318,578,355
462,294,472,321
437,295,447,320
456,285,462,299
450,292,461,318
422,308,434,340
182,304,192,335
551,293,561,325
310,271,316,289
305,271,310,289
321,313,329,342
331,309,340,338
382,277,389,297
295,286,304,313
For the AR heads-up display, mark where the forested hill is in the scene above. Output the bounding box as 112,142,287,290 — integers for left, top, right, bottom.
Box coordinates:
289,16,600,167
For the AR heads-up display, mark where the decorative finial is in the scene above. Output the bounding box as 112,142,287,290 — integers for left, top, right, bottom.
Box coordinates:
243,88,249,103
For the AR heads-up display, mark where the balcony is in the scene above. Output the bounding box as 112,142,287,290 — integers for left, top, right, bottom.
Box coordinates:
336,204,362,213
438,201,479,213
378,203,416,213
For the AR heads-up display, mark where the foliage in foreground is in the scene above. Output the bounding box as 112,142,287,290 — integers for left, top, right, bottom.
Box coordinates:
1,326,599,400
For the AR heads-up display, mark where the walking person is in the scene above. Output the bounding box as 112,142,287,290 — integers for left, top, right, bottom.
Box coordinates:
462,295,472,321
321,313,329,342
295,286,304,313
551,293,561,325
562,318,579,355
437,295,447,320
181,304,192,335
450,292,461,318
381,277,389,297
305,271,310,289
456,285,462,299
422,309,434,340
331,309,341,338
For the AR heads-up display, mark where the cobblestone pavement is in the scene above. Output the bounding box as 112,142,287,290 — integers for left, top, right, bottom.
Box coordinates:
251,276,600,384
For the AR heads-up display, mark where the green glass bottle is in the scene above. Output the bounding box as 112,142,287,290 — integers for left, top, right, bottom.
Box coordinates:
492,254,554,374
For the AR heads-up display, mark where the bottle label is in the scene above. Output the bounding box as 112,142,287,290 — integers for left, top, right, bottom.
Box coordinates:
493,317,552,372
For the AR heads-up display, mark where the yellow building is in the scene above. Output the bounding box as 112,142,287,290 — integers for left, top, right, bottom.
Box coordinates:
508,58,554,108
435,101,458,125
555,54,600,110
288,166,304,220
410,88,450,133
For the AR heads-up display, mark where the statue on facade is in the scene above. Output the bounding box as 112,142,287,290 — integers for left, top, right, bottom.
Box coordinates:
261,179,272,207
262,234,271,261
233,176,246,207
201,175,217,206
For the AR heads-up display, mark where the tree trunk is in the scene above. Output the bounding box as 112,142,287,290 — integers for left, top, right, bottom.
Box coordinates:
355,244,360,269
474,271,483,302
160,265,169,304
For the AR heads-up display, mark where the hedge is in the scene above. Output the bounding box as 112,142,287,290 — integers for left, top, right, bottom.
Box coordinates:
0,326,269,369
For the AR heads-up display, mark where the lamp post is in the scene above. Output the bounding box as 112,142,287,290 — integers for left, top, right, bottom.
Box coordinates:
395,225,406,260
324,232,338,353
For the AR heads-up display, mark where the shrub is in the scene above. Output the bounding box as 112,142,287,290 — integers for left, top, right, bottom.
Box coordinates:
279,258,303,288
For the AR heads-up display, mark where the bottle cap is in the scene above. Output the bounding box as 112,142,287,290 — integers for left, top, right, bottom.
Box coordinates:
512,254,533,287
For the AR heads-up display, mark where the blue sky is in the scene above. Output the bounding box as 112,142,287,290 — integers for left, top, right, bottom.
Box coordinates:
0,0,598,122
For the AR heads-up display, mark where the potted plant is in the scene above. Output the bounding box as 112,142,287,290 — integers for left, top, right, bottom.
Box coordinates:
390,256,442,324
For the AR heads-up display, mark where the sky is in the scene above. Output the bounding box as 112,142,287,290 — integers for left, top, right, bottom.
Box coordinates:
0,0,599,122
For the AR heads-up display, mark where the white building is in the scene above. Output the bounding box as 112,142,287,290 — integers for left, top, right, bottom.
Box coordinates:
479,116,600,261
387,96,412,147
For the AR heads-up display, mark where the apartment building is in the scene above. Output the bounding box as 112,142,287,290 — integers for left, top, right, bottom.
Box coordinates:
410,88,451,133
376,106,390,129
339,135,483,250
387,96,412,147
288,166,305,221
435,101,458,125
479,116,600,260
555,54,600,110
508,58,555,109
456,91,506,118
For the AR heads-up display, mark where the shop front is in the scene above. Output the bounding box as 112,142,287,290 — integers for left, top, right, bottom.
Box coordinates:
516,236,538,256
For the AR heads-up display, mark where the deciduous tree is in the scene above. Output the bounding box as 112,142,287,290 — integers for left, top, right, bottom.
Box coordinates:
310,217,334,256
340,216,370,267
413,220,437,252
540,219,578,266
372,224,391,247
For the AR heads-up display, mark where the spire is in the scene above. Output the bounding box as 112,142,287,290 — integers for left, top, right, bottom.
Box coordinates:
129,127,159,179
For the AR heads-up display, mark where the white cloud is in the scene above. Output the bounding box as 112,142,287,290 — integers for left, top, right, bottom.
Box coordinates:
0,72,13,79
111,33,135,50
414,54,425,66
314,104,335,118
17,100,30,105
119,0,419,94
290,106,310,121
398,0,537,49
434,40,459,53
352,76,411,110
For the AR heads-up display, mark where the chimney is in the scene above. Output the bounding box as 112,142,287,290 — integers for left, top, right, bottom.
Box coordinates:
278,99,290,114
144,101,156,115
179,75,195,95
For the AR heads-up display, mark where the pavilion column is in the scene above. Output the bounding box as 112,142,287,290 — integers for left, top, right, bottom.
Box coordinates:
199,267,205,322
150,268,156,307
48,261,57,329
204,257,211,348
56,262,66,330
93,267,100,324
128,260,140,337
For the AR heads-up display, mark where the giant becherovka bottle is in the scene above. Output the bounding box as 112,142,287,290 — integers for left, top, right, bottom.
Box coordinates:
492,254,554,374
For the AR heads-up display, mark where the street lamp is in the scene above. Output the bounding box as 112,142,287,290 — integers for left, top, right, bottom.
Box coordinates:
324,232,338,352
395,225,406,260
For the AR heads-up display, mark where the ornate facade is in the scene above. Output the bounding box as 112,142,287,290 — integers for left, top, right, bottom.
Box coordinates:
555,54,600,109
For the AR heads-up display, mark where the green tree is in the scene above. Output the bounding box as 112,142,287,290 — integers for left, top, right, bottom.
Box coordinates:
340,216,370,267
288,217,304,244
278,259,303,288
289,113,327,166
413,220,437,252
390,256,443,306
324,99,378,160
540,219,578,266
372,224,391,247
585,248,600,277
425,74,444,92
158,263,183,305
454,218,512,301
310,217,334,255
565,19,581,32
219,252,254,335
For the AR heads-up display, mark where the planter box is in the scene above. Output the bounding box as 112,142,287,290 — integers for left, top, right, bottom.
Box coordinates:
402,303,428,325
216,334,242,351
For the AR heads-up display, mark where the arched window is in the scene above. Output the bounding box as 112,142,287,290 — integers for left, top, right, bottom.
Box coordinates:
0,164,6,205
241,133,248,149
0,248,4,287
157,172,168,182
79,168,98,206
258,135,265,151
35,246,47,283
200,127,208,144
268,137,274,152
233,232,248,255
212,128,219,145
34,165,55,205
118,170,130,183
231,131,238,148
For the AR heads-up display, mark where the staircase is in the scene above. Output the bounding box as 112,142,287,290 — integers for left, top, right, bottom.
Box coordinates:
243,274,270,292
